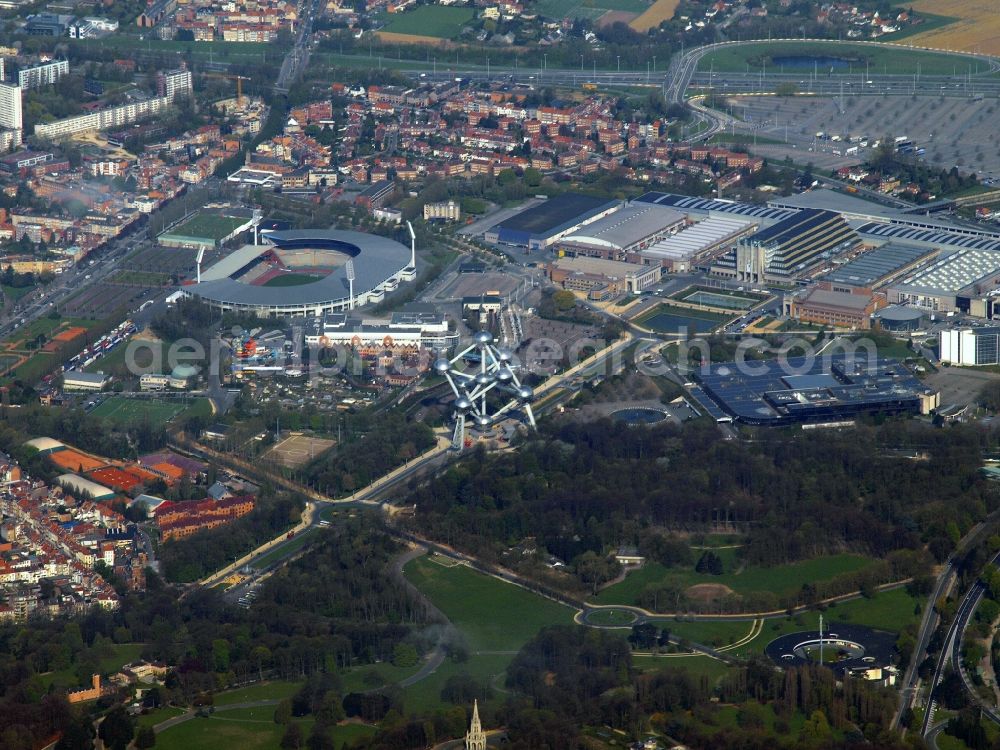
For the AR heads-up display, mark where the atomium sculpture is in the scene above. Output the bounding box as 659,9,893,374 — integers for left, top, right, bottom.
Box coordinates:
435,330,536,451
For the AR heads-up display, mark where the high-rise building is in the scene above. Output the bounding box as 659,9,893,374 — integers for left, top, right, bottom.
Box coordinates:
0,82,22,131
156,68,192,101
18,59,69,89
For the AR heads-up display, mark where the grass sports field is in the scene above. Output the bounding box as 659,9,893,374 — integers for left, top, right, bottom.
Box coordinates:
262,273,325,287
168,212,247,242
593,553,876,607
536,0,650,21
381,6,475,38
696,41,994,77
633,302,732,335
89,396,189,427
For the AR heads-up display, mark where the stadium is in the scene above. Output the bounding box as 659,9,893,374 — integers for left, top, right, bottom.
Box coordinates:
181,229,416,317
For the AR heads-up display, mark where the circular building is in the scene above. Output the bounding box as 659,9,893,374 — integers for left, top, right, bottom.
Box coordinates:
182,229,416,317
873,305,927,332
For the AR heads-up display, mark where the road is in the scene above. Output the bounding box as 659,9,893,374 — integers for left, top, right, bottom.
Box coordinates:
921,548,1000,737
274,0,317,94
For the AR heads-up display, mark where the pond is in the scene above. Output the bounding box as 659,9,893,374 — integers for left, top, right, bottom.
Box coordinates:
771,55,852,70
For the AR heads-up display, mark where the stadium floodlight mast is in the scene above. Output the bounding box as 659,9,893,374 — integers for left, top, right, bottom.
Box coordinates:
435,330,536,451
345,259,355,310
195,247,205,284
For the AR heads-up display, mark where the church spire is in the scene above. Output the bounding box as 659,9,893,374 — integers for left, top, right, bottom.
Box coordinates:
465,700,486,750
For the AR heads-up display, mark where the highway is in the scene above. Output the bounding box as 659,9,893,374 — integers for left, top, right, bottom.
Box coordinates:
921,549,1000,738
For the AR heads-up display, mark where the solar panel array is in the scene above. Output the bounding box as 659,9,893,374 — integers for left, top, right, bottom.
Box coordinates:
822,243,933,287
636,192,797,222
693,356,928,424
858,222,1000,251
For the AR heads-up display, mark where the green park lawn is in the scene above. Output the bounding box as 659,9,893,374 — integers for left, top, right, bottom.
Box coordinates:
401,554,576,713
153,713,377,750
403,554,575,652
593,553,875,607
213,680,303,706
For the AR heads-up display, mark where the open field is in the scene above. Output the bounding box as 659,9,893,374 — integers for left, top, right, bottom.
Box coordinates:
154,712,368,750
629,0,678,31
632,654,733,684
89,396,188,427
697,41,997,76
632,302,732,335
404,554,575,651
908,0,1000,55
213,680,302,706
381,6,475,39
593,553,876,607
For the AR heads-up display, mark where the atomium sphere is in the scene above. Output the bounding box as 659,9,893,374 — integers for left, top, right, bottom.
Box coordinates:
455,396,473,411
433,358,451,374
517,386,534,401
474,414,491,427
496,368,513,382
474,372,493,386
497,348,513,362
473,330,493,346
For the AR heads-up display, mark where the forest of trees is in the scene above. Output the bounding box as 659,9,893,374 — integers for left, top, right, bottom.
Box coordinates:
0,520,429,750
302,412,435,497
157,489,305,582
401,419,995,611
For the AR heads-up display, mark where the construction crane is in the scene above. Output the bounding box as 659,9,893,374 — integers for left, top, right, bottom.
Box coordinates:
204,73,251,107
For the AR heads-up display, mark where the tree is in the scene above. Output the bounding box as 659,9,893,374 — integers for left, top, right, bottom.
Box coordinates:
392,642,418,668
280,723,304,750
98,706,135,750
274,699,293,725
135,726,156,749
552,290,576,311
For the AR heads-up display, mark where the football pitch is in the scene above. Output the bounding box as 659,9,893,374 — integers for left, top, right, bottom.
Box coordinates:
89,396,188,427
170,213,247,241
381,6,475,38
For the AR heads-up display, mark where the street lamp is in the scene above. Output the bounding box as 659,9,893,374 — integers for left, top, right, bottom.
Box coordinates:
616,55,621,73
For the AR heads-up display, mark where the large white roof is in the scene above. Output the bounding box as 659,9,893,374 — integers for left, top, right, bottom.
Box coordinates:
24,437,65,453
560,203,684,251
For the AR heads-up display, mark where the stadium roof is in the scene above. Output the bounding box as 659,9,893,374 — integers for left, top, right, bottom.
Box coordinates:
559,203,684,250
821,243,935,287
492,193,618,235
636,191,798,222
190,230,412,308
